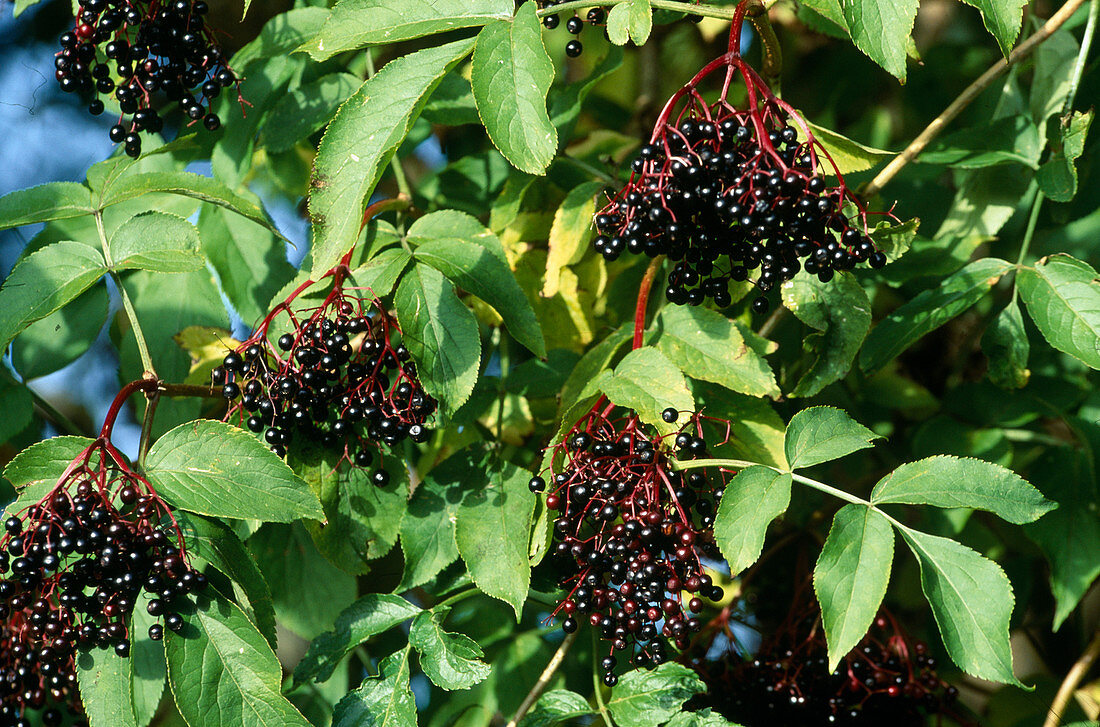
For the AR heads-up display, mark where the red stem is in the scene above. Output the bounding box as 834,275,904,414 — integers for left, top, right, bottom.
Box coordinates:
632,257,664,350
99,378,159,440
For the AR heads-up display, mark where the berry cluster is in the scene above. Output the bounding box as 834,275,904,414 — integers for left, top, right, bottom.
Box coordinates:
534,403,728,685
216,265,435,475
593,21,888,314
0,440,203,726
530,1,607,57
55,0,238,157
691,603,965,726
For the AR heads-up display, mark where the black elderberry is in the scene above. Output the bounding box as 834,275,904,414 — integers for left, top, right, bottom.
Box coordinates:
565,40,583,57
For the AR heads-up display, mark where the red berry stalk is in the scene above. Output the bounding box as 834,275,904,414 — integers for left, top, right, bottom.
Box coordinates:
532,402,732,685
213,247,435,477
593,2,891,314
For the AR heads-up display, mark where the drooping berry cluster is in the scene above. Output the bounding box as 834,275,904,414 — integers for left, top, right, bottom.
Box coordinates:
55,0,238,157
690,601,966,726
527,0,607,57
534,403,729,685
593,15,888,314
0,440,204,725
215,265,435,476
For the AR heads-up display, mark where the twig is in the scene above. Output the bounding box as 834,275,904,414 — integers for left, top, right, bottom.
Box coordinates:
96,210,156,377
1042,624,1100,727
862,0,1089,199
537,0,781,22
756,305,787,338
505,631,578,727
591,630,614,726
746,0,783,86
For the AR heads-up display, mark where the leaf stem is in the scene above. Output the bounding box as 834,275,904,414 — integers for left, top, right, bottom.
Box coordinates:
137,388,160,469
96,211,156,377
433,586,481,611
862,0,1089,199
746,0,783,86
633,256,665,350
1042,623,1100,727
504,630,578,727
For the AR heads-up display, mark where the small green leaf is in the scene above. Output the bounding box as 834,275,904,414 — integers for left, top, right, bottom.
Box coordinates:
0,241,106,354
3,436,92,491
332,648,416,727
607,0,653,45
166,593,312,727
261,73,362,153
76,646,139,727
1037,110,1093,202
306,0,513,60
349,247,412,298
232,7,329,68
310,39,475,278
872,455,1055,524
110,211,205,273
608,663,705,727
840,0,919,80
781,271,871,397
395,262,482,415
869,217,920,262
471,4,558,174
0,182,93,231
814,505,894,671
803,119,892,175
599,347,694,437
713,466,793,575
144,420,323,523
860,257,1013,372
898,526,1023,686
982,299,1030,389
655,305,780,399
785,406,879,469
663,708,745,726
517,690,595,727
960,0,1026,55
408,609,491,690
559,324,631,417
544,181,604,297
1018,254,1100,369
294,594,422,686
455,453,536,619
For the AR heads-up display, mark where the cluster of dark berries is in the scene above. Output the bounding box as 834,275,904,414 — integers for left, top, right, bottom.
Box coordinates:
55,0,238,157
534,403,729,685
529,1,607,57
216,271,435,476
0,441,204,726
593,37,888,314
691,605,966,727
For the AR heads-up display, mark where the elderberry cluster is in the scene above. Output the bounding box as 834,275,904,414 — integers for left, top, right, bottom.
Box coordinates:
535,406,726,685
0,454,204,725
527,1,607,57
216,292,435,476
55,0,237,157
692,611,964,726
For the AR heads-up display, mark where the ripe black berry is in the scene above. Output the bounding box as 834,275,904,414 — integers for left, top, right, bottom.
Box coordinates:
565,40,583,57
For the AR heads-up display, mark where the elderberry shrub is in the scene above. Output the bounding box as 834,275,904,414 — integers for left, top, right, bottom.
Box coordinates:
215,276,435,474
593,43,889,314
520,0,608,57
690,604,966,727
55,0,238,158
538,404,728,685
0,443,204,725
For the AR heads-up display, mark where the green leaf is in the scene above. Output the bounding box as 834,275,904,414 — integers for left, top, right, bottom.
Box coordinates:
0,241,106,354
695,384,788,469
898,526,1023,686
1019,254,1100,369
982,299,1030,389
0,379,33,446
784,406,879,469
109,211,204,273
860,257,1013,372
261,73,362,153
840,0,918,80
869,217,920,263
803,119,892,175
455,454,535,619
332,648,416,727
471,4,558,174
249,523,356,639
131,606,167,727
598,347,694,437
233,8,330,68
781,271,871,397
606,0,653,45
395,262,482,415
144,420,323,523
76,646,138,727
814,505,894,671
607,663,705,727
544,181,603,297
350,247,412,298
713,466,793,574
175,512,278,650
294,594,421,686
517,690,595,727
655,305,780,399
872,455,1055,524
1036,109,1092,202
11,283,109,380
398,454,466,591
306,0,512,60
3,436,91,491
960,0,1026,55
663,709,745,727
918,116,1041,169
310,39,474,278
407,212,545,357
408,609,491,690
559,324,631,416
166,592,312,727
0,182,93,231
